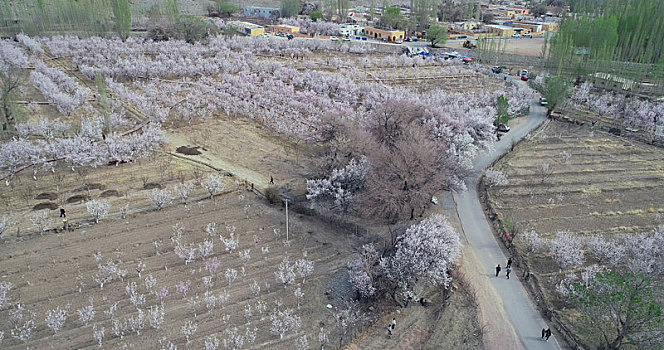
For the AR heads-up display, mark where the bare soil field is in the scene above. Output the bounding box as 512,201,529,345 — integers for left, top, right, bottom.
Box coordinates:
447,38,545,58
485,120,664,344
0,192,364,349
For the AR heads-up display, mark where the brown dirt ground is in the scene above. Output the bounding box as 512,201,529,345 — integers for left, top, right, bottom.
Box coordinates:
0,192,362,349
447,38,545,57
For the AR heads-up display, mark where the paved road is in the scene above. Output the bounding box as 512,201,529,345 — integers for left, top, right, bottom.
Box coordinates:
453,94,564,349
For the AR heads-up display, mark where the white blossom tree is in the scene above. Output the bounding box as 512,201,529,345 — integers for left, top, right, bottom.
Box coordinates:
45,305,69,334
181,320,198,344
0,281,13,309
77,299,95,326
295,259,314,284
177,182,194,207
86,200,110,224
550,231,585,270
93,325,104,347
150,188,173,210
270,308,301,339
202,174,224,206
380,215,462,298
275,256,296,287
0,216,10,236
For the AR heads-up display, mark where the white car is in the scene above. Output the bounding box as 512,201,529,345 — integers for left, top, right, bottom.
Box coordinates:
512,33,521,38
523,33,532,38
540,97,548,106
330,36,339,41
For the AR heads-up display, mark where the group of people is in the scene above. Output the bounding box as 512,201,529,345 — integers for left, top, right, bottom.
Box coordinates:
495,258,555,344
386,318,396,338
495,257,513,279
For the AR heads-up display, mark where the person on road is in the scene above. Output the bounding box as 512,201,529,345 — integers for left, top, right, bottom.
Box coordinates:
541,328,546,340
495,264,501,277
387,325,392,338
391,318,396,330
507,257,513,268
545,328,552,342
506,267,512,279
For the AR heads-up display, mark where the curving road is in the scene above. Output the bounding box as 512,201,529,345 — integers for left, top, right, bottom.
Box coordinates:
453,91,564,349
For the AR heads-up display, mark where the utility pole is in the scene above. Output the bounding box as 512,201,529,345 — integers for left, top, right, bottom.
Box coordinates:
284,199,290,242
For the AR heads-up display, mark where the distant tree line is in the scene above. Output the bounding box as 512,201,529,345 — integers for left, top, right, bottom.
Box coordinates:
547,0,664,84
0,0,217,43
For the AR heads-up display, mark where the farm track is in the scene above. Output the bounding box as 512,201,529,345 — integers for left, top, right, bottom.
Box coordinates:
450,81,565,350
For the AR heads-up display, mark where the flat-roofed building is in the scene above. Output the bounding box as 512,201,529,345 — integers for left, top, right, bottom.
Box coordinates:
339,24,365,37
486,24,521,37
244,7,281,19
362,27,405,41
228,21,266,36
270,24,300,34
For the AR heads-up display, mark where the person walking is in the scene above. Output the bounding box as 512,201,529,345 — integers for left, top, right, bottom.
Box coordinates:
60,207,66,218
541,328,546,340
545,328,552,342
507,257,513,269
387,325,392,338
495,264,501,277
506,266,512,279
391,318,396,330
270,176,274,185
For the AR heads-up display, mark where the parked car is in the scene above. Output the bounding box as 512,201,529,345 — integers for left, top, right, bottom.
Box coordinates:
521,75,529,81
520,69,529,76
395,40,403,44
342,37,351,41
361,37,367,41
275,32,286,37
540,97,548,106
258,33,269,38
512,33,521,38
286,34,294,40
492,65,507,74
523,33,532,38
330,36,339,41
457,35,468,39
497,124,511,132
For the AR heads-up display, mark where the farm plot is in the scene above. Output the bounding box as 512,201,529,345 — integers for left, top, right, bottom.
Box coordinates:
490,121,664,237
0,192,365,349
485,120,664,344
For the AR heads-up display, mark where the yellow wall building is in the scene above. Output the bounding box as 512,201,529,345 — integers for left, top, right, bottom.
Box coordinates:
270,24,300,34
486,25,519,37
229,21,266,37
362,27,405,41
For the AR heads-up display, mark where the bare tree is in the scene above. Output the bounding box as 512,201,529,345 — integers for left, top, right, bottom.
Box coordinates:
1,65,22,131
537,162,553,184
363,127,446,220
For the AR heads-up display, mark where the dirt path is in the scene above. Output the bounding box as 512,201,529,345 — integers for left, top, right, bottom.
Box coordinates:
164,118,311,192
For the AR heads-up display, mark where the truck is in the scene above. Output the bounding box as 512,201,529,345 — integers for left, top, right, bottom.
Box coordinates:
463,40,476,49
